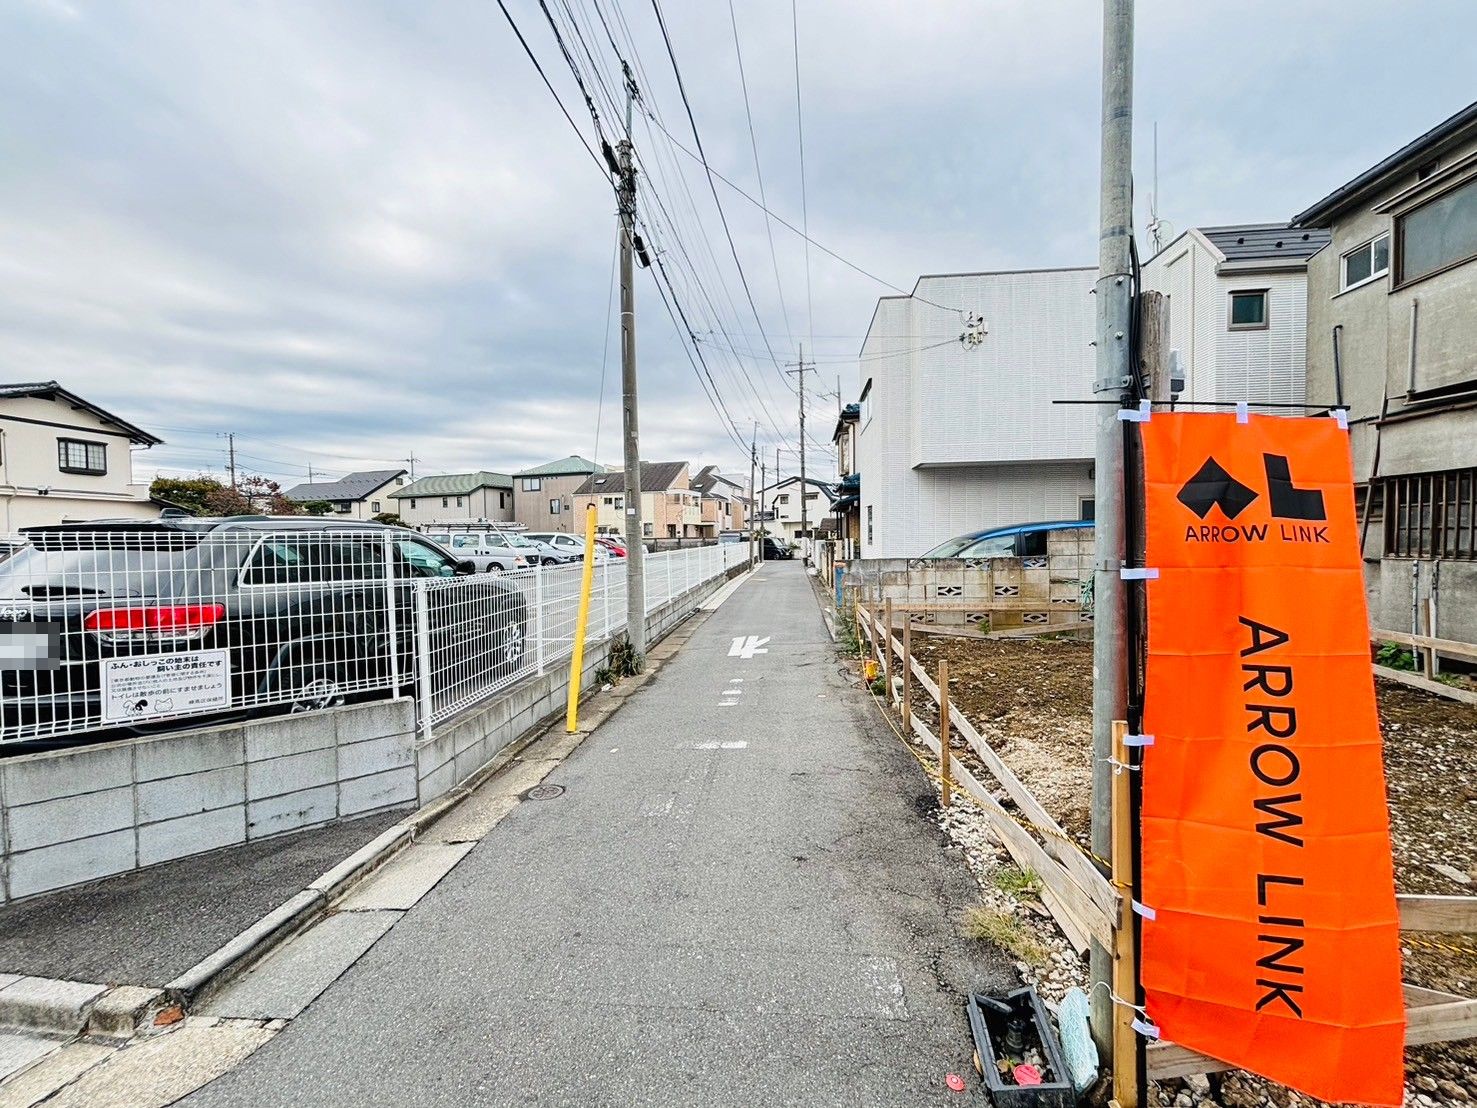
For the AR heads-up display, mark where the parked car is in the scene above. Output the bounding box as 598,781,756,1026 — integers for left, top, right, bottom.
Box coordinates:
0,517,528,741
523,537,579,566
424,529,531,573
760,536,792,560
917,519,1093,560
523,532,610,564
595,536,627,558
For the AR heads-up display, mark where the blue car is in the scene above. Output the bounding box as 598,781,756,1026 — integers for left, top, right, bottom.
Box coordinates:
918,519,1093,560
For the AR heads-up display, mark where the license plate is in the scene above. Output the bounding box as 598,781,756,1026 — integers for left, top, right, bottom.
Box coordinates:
0,622,62,670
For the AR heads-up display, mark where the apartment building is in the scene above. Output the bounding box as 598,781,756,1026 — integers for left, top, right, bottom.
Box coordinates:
573,461,702,539
391,471,514,528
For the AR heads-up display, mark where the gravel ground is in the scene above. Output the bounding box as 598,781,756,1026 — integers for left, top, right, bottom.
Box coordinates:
873,627,1477,1106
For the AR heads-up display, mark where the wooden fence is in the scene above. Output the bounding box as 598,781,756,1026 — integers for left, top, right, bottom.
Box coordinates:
853,598,1477,1097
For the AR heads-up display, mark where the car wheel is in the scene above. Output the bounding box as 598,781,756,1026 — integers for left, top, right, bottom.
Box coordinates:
289,670,346,713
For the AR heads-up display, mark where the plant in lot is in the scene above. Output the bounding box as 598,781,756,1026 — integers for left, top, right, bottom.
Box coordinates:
837,610,859,654
992,865,1043,900
961,905,1048,966
1376,642,1417,671
869,675,888,696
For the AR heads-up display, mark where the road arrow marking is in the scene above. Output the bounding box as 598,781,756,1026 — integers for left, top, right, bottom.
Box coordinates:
728,635,771,659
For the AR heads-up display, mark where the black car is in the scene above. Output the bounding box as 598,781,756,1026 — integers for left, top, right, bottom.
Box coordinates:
761,537,792,560
0,516,528,743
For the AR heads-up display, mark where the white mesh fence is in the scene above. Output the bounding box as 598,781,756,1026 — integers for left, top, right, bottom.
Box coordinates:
0,529,748,745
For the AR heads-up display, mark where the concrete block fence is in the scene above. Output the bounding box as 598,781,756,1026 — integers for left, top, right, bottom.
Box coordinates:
0,565,741,905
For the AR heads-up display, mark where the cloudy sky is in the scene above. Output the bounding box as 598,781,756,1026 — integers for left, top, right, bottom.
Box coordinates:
1,0,1473,491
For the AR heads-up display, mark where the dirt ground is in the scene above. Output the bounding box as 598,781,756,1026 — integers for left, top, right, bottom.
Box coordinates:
904,629,1477,1103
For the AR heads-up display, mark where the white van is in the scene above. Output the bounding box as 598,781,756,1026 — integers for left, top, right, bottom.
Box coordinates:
426,530,530,573
523,531,610,564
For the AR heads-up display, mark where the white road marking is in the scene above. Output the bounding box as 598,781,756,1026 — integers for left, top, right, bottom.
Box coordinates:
693,741,748,750
728,635,771,658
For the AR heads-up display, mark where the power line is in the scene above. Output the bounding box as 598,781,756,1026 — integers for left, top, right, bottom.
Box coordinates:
727,0,794,352
495,0,611,182
791,0,815,360
641,111,964,315
648,0,791,388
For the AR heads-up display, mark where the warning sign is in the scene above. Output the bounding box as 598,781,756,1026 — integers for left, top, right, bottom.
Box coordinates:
101,650,232,723
1139,413,1404,1106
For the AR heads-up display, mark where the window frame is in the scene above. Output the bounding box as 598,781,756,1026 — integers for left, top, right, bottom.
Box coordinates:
1395,172,1477,289
57,437,107,476
549,498,561,515
1383,468,1477,560
522,477,542,492
1226,289,1270,332
1339,233,1391,292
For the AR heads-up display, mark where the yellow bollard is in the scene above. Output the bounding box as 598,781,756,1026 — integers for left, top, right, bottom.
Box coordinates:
565,505,600,733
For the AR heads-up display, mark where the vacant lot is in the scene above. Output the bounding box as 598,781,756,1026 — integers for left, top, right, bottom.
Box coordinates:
904,630,1477,1102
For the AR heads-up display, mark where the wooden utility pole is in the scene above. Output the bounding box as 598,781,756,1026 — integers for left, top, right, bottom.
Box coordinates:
902,619,913,731
1141,290,1171,404
617,64,647,656
1111,718,1142,1107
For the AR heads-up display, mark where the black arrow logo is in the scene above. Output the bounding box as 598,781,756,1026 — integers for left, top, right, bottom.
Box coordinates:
1177,457,1260,519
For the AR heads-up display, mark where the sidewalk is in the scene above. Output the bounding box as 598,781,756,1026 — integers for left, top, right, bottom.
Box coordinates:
174,561,1011,1106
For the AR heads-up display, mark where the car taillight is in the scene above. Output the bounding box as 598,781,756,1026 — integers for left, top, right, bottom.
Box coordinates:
515,555,527,567
83,604,225,643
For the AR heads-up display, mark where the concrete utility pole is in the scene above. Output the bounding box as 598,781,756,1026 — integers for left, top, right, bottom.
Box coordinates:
617,66,648,656
759,455,767,562
226,433,237,490
748,427,758,568
1090,0,1136,1060
786,349,812,557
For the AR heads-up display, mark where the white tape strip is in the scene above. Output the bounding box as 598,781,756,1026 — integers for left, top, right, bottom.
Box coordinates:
1120,567,1159,581
1332,408,1349,430
1117,399,1152,423
1132,900,1157,921
1132,1017,1162,1040
1235,400,1250,423
1123,733,1155,748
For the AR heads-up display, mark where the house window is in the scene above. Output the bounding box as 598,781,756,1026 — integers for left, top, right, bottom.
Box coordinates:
667,524,677,537
371,501,381,513
499,491,508,508
1341,234,1390,290
441,497,448,508
1398,174,1477,285
777,494,790,504
410,499,417,508
335,501,351,513
57,438,106,475
522,477,542,491
456,496,463,507
1384,468,1477,559
866,505,873,544
549,499,561,515
1227,290,1268,330
1080,498,1095,521
643,522,653,536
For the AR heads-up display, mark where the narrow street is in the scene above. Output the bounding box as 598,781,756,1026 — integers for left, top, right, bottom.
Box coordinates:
174,561,1009,1106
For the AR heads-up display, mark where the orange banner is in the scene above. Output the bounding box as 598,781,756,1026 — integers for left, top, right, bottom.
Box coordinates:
1139,413,1404,1105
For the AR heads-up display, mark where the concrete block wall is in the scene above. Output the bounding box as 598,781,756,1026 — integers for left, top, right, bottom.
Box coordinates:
0,565,739,905
841,552,1088,629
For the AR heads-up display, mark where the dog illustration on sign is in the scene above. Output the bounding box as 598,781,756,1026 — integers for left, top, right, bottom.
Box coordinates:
128,696,174,715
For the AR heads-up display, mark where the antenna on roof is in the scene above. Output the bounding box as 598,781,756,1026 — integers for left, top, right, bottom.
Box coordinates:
1147,121,1173,253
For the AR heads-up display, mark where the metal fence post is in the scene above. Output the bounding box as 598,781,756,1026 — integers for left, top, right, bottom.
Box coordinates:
383,532,400,696
534,562,546,675
602,559,611,638
414,580,433,742
665,553,672,609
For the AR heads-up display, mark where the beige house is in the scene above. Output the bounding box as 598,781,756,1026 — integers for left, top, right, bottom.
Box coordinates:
1293,98,1477,643
574,460,703,540
512,455,605,534
690,465,748,536
0,381,164,531
285,469,407,520
391,471,513,528
762,475,836,543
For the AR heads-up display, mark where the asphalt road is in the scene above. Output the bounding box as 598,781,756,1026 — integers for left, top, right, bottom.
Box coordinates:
182,561,1011,1107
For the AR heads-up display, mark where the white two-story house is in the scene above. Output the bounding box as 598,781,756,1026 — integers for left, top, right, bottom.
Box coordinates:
0,381,164,531
1140,222,1330,406
855,268,1097,559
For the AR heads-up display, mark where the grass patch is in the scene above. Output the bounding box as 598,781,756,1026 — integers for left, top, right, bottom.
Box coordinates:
991,865,1044,900
961,905,1049,966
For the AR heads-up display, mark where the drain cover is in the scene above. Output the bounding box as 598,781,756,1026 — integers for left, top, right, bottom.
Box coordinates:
525,783,565,801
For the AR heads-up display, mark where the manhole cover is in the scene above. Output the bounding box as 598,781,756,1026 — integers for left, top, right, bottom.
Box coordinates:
525,783,565,801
